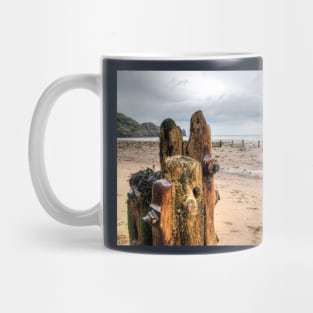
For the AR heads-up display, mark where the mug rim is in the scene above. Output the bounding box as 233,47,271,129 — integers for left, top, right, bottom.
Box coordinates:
102,52,261,61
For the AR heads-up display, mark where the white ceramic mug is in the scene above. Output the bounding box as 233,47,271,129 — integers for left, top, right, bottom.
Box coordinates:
29,54,263,253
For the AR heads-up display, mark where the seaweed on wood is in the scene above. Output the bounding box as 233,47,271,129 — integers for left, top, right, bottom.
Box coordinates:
127,168,161,245
129,168,161,208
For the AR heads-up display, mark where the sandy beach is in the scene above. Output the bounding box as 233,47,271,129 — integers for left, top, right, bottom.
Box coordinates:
117,140,262,246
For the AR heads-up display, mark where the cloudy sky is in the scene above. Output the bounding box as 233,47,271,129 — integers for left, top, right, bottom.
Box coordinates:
117,70,262,136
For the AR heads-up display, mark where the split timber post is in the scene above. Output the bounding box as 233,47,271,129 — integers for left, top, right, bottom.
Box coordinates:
186,110,219,245
127,169,161,246
159,118,183,172
142,179,173,246
127,189,152,246
163,156,204,246
127,189,141,245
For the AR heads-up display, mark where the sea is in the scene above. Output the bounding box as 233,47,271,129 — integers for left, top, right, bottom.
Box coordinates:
117,135,263,178
117,134,262,142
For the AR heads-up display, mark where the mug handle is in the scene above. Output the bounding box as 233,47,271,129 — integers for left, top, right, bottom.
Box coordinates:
29,74,101,226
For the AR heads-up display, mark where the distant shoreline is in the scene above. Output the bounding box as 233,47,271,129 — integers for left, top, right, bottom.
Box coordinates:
117,135,263,142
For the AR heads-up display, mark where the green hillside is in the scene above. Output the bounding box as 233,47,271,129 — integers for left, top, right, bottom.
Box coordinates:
117,112,186,137
117,112,141,137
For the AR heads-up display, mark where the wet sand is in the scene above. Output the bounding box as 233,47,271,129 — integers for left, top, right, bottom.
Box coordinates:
117,141,262,246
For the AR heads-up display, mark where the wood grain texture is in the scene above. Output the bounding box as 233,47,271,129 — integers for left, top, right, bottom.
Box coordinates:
186,111,218,245
159,118,183,172
163,156,204,246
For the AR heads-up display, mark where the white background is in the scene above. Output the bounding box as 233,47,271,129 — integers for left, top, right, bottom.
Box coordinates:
1,0,313,312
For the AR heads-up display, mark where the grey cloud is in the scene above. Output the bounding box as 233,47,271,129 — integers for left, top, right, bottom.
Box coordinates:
117,71,262,135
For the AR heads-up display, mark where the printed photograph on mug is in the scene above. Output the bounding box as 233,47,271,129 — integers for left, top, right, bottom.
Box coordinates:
116,70,263,246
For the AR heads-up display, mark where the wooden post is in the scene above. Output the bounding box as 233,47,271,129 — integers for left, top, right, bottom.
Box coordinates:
158,180,174,246
231,140,234,147
127,168,161,246
186,110,218,245
186,110,212,162
127,189,153,246
159,118,183,172
142,179,173,246
242,139,245,147
127,189,140,245
163,156,204,246
219,140,222,147
258,140,260,148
